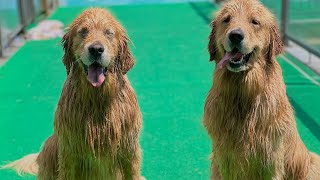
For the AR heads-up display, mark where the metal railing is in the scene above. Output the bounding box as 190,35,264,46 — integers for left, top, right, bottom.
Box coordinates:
281,0,288,46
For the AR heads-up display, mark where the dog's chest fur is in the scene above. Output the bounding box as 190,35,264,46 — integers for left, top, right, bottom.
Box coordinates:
204,68,293,179
53,73,141,179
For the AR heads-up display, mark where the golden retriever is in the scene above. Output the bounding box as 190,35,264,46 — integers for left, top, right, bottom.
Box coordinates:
3,8,143,180
203,0,320,179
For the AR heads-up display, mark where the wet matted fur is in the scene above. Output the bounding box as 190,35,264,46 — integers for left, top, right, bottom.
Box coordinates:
203,0,320,179
3,8,143,180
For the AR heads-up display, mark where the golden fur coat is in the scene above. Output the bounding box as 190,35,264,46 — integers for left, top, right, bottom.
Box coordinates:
3,8,143,180
203,0,320,179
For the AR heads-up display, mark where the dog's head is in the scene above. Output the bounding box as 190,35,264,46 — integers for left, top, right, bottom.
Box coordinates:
62,8,134,87
208,0,283,73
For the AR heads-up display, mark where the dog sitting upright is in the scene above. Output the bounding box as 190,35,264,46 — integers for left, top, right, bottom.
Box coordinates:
4,8,144,180
203,0,320,179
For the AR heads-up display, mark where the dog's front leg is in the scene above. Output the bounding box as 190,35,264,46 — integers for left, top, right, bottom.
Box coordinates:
56,138,84,180
118,141,142,180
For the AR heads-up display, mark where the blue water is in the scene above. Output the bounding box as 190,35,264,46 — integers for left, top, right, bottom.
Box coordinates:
59,0,209,7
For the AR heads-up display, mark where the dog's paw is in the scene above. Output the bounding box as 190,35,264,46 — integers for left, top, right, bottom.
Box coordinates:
140,176,146,180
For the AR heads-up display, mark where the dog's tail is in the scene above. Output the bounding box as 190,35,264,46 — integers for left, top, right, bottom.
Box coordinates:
1,153,39,176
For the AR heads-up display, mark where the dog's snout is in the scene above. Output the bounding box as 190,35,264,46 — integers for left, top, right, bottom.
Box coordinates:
229,29,244,44
88,42,104,58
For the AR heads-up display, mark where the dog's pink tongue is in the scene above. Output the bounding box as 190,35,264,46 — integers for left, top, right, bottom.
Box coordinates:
217,52,242,69
87,65,105,87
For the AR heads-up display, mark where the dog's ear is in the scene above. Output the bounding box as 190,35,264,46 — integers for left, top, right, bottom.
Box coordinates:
61,27,75,75
267,24,284,60
208,19,218,62
117,34,135,74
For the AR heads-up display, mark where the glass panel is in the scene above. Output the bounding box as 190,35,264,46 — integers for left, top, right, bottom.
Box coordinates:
261,0,320,55
287,0,320,54
0,0,21,48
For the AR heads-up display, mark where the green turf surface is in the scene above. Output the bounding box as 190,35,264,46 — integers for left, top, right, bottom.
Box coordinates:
0,2,320,180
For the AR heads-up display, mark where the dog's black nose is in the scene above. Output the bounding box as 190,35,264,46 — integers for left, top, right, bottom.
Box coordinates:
229,29,244,44
88,42,104,58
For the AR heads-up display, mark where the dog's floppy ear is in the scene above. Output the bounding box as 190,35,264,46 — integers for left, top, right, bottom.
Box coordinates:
267,24,284,60
117,33,135,74
208,19,218,61
61,27,75,75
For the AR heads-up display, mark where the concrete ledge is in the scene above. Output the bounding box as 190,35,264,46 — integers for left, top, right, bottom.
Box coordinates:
286,41,320,75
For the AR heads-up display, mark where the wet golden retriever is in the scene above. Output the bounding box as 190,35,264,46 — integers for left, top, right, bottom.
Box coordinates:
203,0,320,179
3,8,143,180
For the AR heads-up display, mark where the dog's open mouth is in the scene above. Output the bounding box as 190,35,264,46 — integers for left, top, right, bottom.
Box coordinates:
217,48,254,72
83,62,107,87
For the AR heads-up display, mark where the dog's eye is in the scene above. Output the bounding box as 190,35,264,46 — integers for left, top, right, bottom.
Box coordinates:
105,29,115,37
78,28,88,38
223,16,230,23
252,19,260,25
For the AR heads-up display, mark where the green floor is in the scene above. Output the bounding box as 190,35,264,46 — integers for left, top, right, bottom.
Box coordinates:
0,2,320,180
